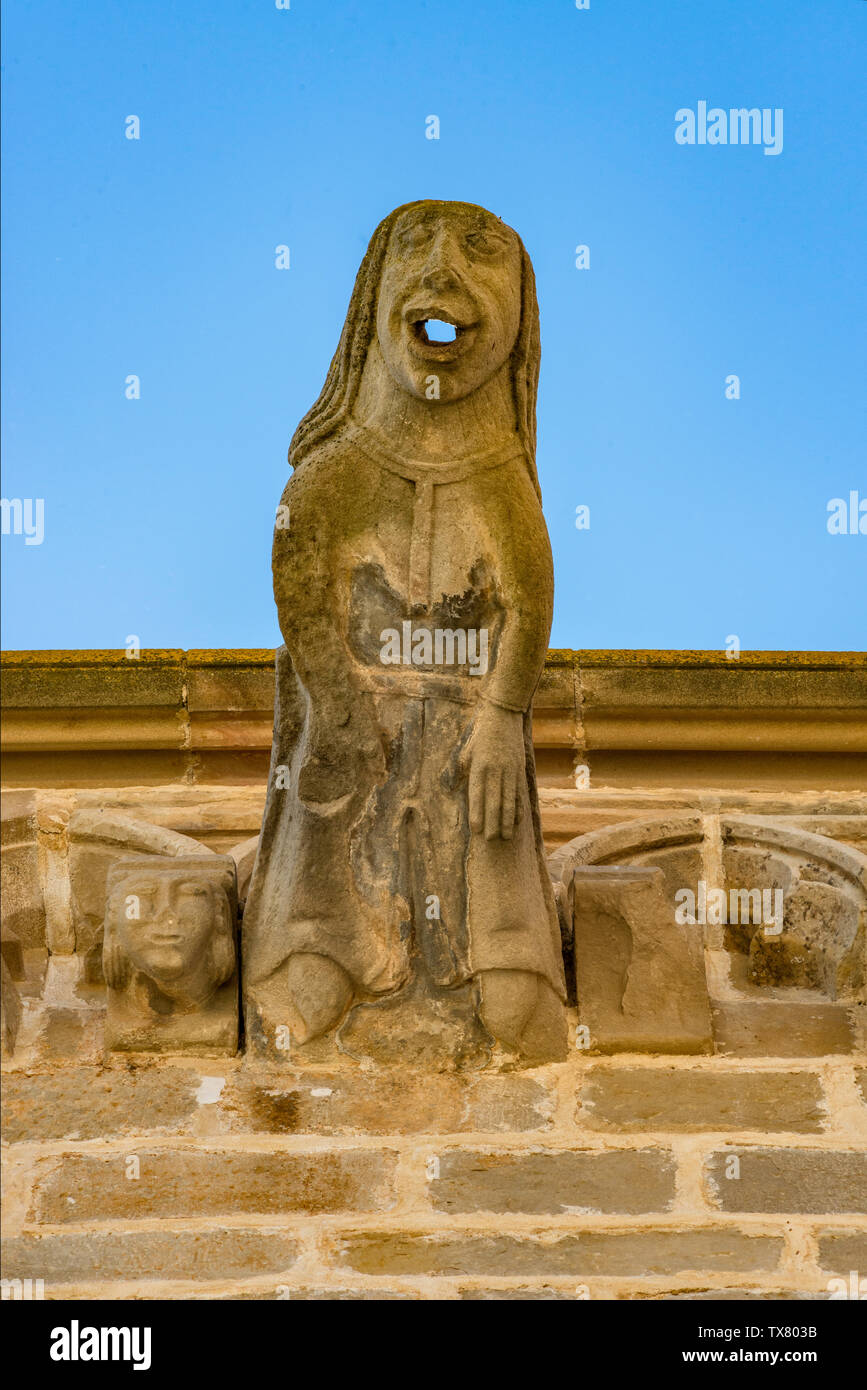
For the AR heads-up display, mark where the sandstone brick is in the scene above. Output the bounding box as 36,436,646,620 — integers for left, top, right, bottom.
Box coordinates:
30,1148,397,1223
711,1003,855,1056
856,1067,867,1105
337,1228,781,1277
42,1284,412,1303
1,1066,200,1143
578,1068,825,1133
1,659,186,711
817,1230,867,1272
631,1288,825,1301
428,1148,675,1214
254,1288,419,1301
460,1287,577,1299
0,1230,299,1284
203,1287,420,1301
706,1149,867,1213
219,1069,550,1136
185,666,274,717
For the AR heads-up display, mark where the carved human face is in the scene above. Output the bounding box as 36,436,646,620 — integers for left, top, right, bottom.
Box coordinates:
375,203,523,403
114,872,217,987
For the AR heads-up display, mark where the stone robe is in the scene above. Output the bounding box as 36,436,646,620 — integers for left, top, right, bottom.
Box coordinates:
243,423,566,1041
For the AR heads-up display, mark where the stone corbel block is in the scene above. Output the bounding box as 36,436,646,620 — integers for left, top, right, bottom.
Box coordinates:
571,865,712,1054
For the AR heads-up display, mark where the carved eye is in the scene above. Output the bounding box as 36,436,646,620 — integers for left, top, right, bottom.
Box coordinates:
397,222,432,251
178,883,208,897
465,229,506,256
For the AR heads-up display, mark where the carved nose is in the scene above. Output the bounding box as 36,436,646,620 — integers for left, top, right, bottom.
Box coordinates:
420,264,460,293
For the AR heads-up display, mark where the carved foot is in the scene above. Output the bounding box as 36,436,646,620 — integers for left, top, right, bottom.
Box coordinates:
285,953,353,1044
478,969,567,1061
478,968,539,1051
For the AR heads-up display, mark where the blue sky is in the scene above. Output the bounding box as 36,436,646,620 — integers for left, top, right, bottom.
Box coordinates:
2,0,865,652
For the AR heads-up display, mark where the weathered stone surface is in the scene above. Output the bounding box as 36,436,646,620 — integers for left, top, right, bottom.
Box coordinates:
856,1067,867,1104
15,945,48,998
817,1230,867,1273
706,1149,867,1213
337,1228,781,1276
711,1002,856,1056
0,1230,300,1284
103,854,238,1055
626,844,704,919
722,815,867,886
0,792,44,947
192,1287,421,1301
577,1068,825,1133
21,1282,422,1301
567,866,712,1053
1,653,188,711
220,1068,550,1135
459,1287,578,1299
1,1066,200,1143
32,1007,103,1064
428,1148,676,1214
31,1148,398,1222
334,965,493,1070
630,1288,824,1301
750,882,862,998
1,925,25,979
721,847,796,957
185,665,274,724
721,818,867,1001
1,956,22,1058
547,815,704,888
244,1288,419,1301
243,200,568,1066
227,834,260,903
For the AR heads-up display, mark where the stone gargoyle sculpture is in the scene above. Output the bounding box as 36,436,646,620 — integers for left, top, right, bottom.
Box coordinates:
103,854,238,1055
244,200,568,1063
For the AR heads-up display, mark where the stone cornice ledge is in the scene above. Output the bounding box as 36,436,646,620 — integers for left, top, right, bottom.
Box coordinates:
1,649,865,758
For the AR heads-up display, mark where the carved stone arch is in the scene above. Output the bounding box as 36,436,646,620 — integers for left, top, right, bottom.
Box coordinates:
549,812,866,1004
548,814,704,950
719,814,866,1000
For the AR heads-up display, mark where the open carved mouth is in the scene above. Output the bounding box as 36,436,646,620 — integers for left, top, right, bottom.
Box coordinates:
406,309,478,353
413,318,458,345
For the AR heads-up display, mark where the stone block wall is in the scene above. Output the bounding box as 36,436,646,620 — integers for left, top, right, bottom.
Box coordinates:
2,649,865,1300
2,1052,865,1300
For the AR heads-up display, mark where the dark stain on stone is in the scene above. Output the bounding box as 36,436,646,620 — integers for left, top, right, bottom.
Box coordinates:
234,1083,300,1134
40,1009,86,1058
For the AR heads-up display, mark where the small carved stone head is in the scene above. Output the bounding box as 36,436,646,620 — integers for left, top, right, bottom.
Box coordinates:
103,855,238,1053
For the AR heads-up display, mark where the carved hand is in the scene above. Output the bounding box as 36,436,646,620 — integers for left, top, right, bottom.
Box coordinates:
462,703,525,841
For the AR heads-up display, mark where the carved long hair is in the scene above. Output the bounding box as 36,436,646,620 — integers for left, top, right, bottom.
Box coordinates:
288,200,543,498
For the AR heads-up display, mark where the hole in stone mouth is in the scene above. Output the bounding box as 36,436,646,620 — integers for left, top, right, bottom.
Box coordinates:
421,319,457,344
